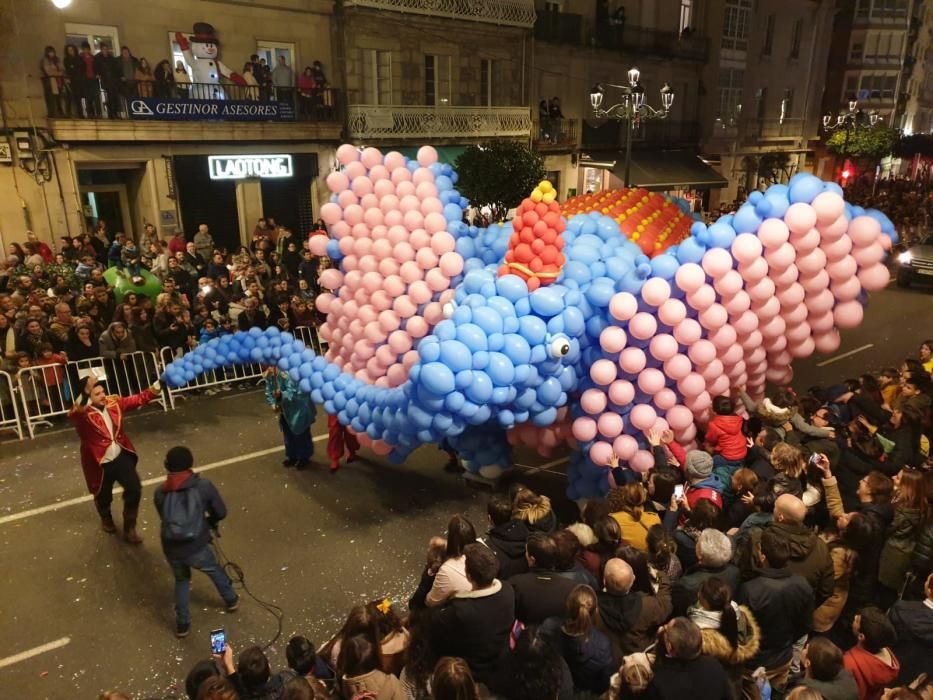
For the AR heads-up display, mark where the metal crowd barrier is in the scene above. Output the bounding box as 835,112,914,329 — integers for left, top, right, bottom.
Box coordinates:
0,371,24,440
293,325,328,356
15,351,165,439
158,346,266,410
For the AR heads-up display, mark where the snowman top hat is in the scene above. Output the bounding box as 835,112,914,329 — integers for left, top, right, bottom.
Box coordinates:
191,22,220,44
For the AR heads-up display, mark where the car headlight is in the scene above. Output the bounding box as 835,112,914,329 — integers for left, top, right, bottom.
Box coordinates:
898,251,913,265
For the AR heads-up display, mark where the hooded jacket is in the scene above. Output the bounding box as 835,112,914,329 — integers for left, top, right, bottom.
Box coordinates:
153,472,227,560
705,415,748,461
483,519,530,579
736,567,813,669
842,646,900,700
766,520,834,605
539,617,615,694
511,568,578,625
341,669,405,700
801,670,860,700
98,322,136,359
888,599,933,683
673,563,742,617
598,572,672,657
691,603,761,700
514,495,557,534
878,507,922,591
686,475,725,511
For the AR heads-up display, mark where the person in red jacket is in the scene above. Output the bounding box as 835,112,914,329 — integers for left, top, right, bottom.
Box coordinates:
843,607,900,700
704,396,748,465
68,374,161,543
327,414,359,474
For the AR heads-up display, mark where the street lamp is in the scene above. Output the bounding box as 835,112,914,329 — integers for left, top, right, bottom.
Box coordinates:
822,97,880,181
589,68,674,187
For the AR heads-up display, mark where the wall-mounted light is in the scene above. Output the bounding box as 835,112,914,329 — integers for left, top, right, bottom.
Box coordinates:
51,0,74,8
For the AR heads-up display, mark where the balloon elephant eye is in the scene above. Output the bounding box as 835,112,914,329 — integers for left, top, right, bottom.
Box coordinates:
443,301,457,319
549,336,571,358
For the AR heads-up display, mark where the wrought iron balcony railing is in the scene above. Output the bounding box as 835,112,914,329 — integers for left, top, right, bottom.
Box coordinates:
533,117,578,151
346,104,532,140
343,0,536,28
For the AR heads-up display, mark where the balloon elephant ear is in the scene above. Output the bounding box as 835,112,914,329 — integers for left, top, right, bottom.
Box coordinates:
498,181,565,292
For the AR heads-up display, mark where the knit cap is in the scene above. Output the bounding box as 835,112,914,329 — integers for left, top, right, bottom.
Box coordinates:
685,450,713,479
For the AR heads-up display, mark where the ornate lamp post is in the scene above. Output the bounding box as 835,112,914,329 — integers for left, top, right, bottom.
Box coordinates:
590,67,674,187
822,98,880,181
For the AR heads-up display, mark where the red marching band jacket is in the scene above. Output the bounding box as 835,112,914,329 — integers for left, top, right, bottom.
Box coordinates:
68,389,159,494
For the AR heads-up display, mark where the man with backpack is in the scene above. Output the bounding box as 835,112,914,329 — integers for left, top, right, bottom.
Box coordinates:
154,446,239,638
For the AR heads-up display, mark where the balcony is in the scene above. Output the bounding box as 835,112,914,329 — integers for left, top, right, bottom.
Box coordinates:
534,10,709,62
533,117,578,152
40,78,343,142
342,0,536,28
346,104,531,141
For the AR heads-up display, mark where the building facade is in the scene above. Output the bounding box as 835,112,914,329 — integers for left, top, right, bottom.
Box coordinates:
902,0,933,136
1,0,341,252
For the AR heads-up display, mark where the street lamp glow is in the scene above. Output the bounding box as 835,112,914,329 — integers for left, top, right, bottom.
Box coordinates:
590,85,604,111
50,0,73,7
660,83,674,111
627,67,640,87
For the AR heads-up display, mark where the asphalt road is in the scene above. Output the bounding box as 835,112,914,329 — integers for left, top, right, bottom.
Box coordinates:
0,284,929,698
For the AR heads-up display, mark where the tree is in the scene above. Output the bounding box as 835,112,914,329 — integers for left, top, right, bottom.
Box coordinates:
756,152,793,186
455,140,545,221
825,125,900,162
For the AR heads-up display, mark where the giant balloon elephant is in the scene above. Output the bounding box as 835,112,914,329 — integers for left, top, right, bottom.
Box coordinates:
162,144,897,500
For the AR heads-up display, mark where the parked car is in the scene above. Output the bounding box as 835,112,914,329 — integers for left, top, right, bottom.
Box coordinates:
895,235,933,288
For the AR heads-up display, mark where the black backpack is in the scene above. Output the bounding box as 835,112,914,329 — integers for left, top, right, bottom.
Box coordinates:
160,483,205,542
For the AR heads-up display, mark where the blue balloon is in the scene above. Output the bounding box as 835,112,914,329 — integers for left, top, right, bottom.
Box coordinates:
438,340,472,372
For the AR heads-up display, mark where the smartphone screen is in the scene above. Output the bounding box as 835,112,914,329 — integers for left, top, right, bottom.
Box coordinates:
210,628,225,655
674,485,684,499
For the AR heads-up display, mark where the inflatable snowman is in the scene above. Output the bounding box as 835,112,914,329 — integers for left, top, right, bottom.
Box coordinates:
175,22,243,99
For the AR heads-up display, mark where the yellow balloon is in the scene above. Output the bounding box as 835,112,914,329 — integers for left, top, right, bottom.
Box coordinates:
530,189,543,202
542,192,556,203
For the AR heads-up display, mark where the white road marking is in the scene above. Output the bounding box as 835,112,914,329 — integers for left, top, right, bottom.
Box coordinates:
815,343,875,367
0,435,329,527
515,458,569,476
0,637,71,669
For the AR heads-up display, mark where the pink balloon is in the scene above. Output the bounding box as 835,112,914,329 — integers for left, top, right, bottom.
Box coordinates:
409,229,431,249
403,210,424,231
699,303,728,330
619,347,647,374
337,189,359,209
316,293,334,314
309,235,328,256
851,242,885,267
424,212,447,235
336,144,359,165
406,280,430,305
722,290,751,315
326,171,350,193
372,239,392,259
800,269,830,293
630,404,657,431
685,390,712,413
783,303,809,325
589,442,614,466
573,417,599,442
415,181,438,199
384,152,405,171
808,310,835,333
628,312,658,340
649,334,678,361
609,380,636,406
673,318,702,345
732,310,758,336
714,269,744,297
394,295,419,318
707,375,731,397
827,255,857,281
361,271,382,293
758,219,790,248
788,336,816,359
772,264,799,288
373,179,395,198
702,248,734,278
666,404,694,431
686,284,716,312
351,176,373,197
765,242,796,269
760,315,786,339
858,262,889,291
654,388,677,410
412,167,434,185
831,276,862,302
658,298,687,326
384,274,406,296
363,207,384,229
688,339,717,366
796,248,827,275
739,257,769,282
396,181,417,198
609,292,639,321
821,235,853,262
641,278,671,307
790,227,821,254
380,194,401,215
591,359,618,386
598,412,624,438
364,321,386,344
319,268,344,290
393,242,415,263
600,327,628,354
439,252,464,277
664,354,692,380
581,389,608,415
678,372,705,398
345,161,366,180
360,147,383,169
417,146,439,166
784,202,817,234
747,277,776,302
675,263,706,293
709,324,738,350
731,233,763,264
833,300,864,329
638,368,666,395
812,191,845,225
369,164,390,183
407,316,429,338
425,268,451,292
431,232,456,256
814,329,841,354
344,204,364,226
776,282,805,308
630,450,656,474
613,434,639,460
320,202,343,225
416,247,439,270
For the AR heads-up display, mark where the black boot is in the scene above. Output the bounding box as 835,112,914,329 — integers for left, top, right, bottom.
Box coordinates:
123,506,143,545
100,511,117,534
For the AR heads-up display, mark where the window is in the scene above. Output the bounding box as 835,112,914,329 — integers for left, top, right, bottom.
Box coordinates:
845,75,859,96
680,0,693,34
781,88,794,120
480,59,493,107
721,0,752,51
425,54,451,106
362,49,392,105
789,19,802,59
168,32,192,76
718,68,744,122
256,41,297,78
762,15,775,56
65,23,120,54
755,87,768,119
850,41,864,61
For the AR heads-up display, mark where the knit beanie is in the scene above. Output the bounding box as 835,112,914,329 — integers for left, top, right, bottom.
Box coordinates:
165,446,194,472
685,450,714,479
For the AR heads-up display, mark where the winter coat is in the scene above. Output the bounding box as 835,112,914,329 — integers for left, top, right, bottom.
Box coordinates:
482,519,529,580
598,571,672,657
265,371,316,434
888,599,933,684
842,646,900,700
611,509,662,552
766,520,834,605
514,496,557,534
98,323,136,360
801,670,860,700
811,542,853,633
706,415,748,461
686,475,725,512
129,322,159,353
745,445,775,482
878,507,922,591
510,568,578,625
431,580,515,688
538,618,615,695
673,527,702,571
153,472,227,560
690,603,761,700
643,655,732,700
425,555,470,607
672,563,742,617
736,567,813,670
912,520,933,579
341,669,405,700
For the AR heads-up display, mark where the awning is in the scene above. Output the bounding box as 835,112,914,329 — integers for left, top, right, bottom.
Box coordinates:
581,149,728,191
397,146,466,167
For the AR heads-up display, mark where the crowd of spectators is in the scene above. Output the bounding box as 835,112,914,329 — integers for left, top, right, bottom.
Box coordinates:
0,218,329,408
99,348,932,700
843,178,933,248
40,42,332,120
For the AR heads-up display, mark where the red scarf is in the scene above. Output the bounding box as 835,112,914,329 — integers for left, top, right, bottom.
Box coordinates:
163,469,194,492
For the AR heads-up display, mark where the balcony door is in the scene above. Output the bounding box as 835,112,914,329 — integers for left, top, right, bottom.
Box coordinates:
65,23,120,54
257,41,297,75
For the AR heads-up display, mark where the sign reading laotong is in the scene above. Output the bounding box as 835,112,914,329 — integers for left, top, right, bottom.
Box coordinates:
208,155,294,180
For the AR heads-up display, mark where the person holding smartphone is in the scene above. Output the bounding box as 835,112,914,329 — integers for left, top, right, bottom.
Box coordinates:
68,373,161,543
